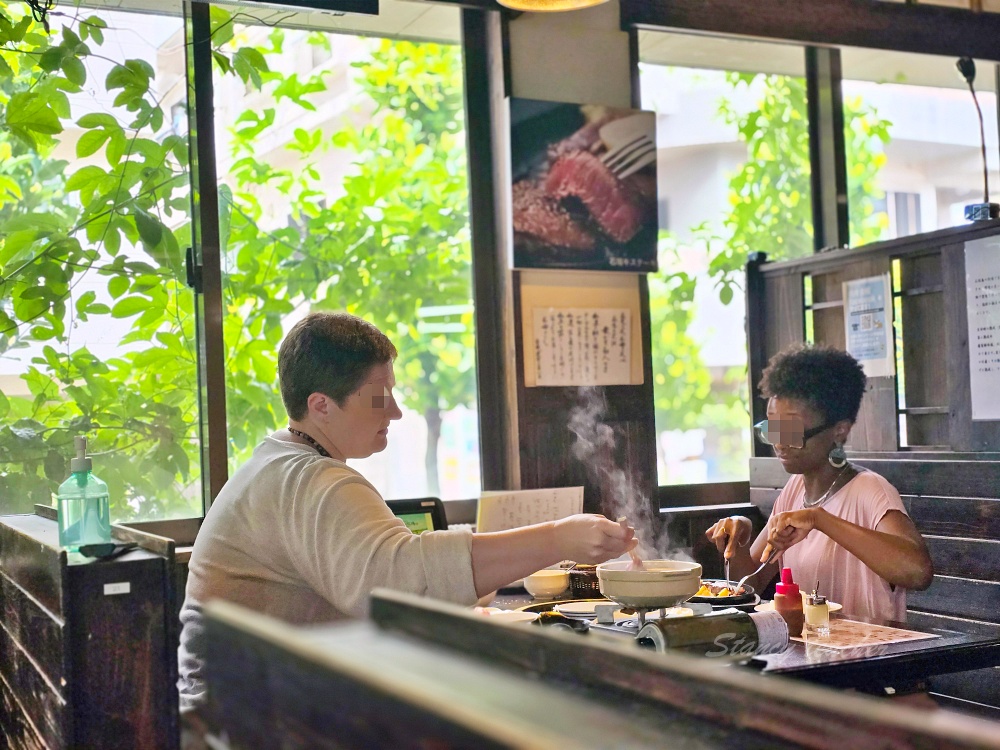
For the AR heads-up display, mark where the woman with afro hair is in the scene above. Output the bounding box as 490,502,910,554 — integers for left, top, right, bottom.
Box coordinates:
706,345,933,621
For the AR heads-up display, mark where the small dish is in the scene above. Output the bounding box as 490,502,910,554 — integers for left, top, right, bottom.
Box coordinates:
554,600,613,616
472,608,540,624
524,569,570,598
755,600,842,613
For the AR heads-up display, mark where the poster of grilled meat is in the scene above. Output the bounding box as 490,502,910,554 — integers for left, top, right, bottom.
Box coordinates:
510,98,658,272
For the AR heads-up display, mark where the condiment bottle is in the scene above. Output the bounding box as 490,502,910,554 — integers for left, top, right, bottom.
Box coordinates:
773,567,804,637
804,591,830,637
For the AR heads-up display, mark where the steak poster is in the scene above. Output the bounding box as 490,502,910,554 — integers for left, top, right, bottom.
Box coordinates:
510,98,658,272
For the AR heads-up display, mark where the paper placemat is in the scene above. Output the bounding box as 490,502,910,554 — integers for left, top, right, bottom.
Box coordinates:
792,619,939,650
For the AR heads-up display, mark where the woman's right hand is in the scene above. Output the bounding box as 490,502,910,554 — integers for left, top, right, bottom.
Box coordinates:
552,514,636,564
705,516,752,560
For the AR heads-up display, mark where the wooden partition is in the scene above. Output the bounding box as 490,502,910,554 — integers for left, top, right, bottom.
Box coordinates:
0,511,182,749
746,220,1000,715
199,590,1000,750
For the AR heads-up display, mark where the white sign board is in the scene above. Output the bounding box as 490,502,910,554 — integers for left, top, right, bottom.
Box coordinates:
965,236,1000,420
531,308,630,387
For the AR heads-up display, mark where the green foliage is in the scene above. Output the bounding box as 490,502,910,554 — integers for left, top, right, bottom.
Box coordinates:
0,6,475,513
0,5,199,519
217,34,473,494
650,71,891,482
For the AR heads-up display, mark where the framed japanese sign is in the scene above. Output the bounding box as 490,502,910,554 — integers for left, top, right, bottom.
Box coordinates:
520,269,643,387
509,98,658,273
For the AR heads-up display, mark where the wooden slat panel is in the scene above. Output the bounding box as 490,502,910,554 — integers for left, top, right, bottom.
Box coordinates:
0,572,64,691
658,481,749,509
622,0,1000,61
0,671,47,750
906,413,950,449
900,252,943,291
925,536,1000,583
943,241,1000,451
66,555,177,750
909,575,1000,624
763,272,804,360
901,291,947,410
850,376,898,452
930,668,1000,714
0,616,67,748
752,458,1000,499
904,495,1000,540
0,516,63,617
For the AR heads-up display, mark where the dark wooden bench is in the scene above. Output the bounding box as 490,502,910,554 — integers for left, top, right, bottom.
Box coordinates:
0,509,196,749
751,456,1000,716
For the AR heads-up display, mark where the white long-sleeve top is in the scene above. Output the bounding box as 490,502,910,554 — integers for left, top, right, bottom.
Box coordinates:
177,434,477,710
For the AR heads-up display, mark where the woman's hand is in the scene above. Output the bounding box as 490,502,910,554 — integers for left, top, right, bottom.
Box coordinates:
553,514,636,564
705,516,753,560
761,508,819,560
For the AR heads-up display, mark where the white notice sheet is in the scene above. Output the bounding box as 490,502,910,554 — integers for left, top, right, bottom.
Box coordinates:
843,274,894,378
532,308,631,387
965,235,1000,420
475,487,584,533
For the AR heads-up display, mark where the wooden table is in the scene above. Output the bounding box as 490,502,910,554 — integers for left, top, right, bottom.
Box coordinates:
492,591,1000,693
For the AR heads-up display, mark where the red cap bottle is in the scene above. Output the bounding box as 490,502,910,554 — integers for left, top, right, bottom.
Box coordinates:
773,567,804,637
775,567,800,597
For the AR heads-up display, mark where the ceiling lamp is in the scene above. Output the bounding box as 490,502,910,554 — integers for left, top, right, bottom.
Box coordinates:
496,0,610,12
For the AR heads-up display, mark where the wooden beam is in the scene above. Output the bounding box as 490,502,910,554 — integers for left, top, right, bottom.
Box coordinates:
621,0,1000,62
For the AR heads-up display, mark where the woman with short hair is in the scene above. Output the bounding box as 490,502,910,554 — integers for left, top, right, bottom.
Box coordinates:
178,312,636,711
707,345,933,622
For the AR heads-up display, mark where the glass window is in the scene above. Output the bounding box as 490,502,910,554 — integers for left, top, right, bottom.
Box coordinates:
211,6,480,501
842,48,1000,244
0,2,200,520
638,32,810,485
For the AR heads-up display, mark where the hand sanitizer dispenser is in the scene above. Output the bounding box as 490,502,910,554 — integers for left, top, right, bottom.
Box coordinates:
56,436,111,551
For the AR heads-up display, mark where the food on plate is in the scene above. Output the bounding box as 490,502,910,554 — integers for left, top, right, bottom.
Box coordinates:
694,581,744,598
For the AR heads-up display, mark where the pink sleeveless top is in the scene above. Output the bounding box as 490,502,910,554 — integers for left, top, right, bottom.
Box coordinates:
771,470,908,622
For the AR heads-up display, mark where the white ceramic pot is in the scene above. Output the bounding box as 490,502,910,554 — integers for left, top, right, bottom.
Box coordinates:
597,560,702,608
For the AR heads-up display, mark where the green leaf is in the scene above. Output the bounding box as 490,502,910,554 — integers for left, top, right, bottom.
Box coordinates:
65,165,106,192
0,391,9,420
62,56,86,86
75,291,97,314
111,296,150,318
133,209,164,249
78,113,119,129
108,275,129,299
76,129,110,158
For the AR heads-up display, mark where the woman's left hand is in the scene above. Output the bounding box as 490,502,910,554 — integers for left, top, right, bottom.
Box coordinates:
762,508,820,559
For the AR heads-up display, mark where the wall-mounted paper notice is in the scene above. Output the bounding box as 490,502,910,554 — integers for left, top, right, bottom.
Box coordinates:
476,486,584,533
843,274,894,378
532,308,631,387
965,236,1000,420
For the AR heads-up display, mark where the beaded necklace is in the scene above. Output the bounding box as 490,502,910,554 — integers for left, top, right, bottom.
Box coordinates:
287,427,332,459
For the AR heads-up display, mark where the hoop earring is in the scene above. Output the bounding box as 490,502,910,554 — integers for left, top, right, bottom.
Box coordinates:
828,442,847,468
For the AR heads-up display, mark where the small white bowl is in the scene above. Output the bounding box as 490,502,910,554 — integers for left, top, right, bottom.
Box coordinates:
523,569,569,598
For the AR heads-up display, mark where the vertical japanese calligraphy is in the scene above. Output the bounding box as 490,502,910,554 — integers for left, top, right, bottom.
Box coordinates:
965,236,1000,420
531,308,631,386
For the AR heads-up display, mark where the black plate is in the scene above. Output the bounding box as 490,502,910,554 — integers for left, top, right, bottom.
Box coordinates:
688,579,757,606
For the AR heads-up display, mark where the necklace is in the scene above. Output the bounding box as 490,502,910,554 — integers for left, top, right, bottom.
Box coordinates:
802,463,851,509
287,427,332,458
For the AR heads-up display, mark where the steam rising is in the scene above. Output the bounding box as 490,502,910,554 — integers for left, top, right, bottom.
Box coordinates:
569,387,690,562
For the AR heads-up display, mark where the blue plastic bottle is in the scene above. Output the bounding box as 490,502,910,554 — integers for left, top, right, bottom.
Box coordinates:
56,436,111,551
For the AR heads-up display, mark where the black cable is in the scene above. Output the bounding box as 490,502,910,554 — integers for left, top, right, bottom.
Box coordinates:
957,57,990,205
968,80,990,204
